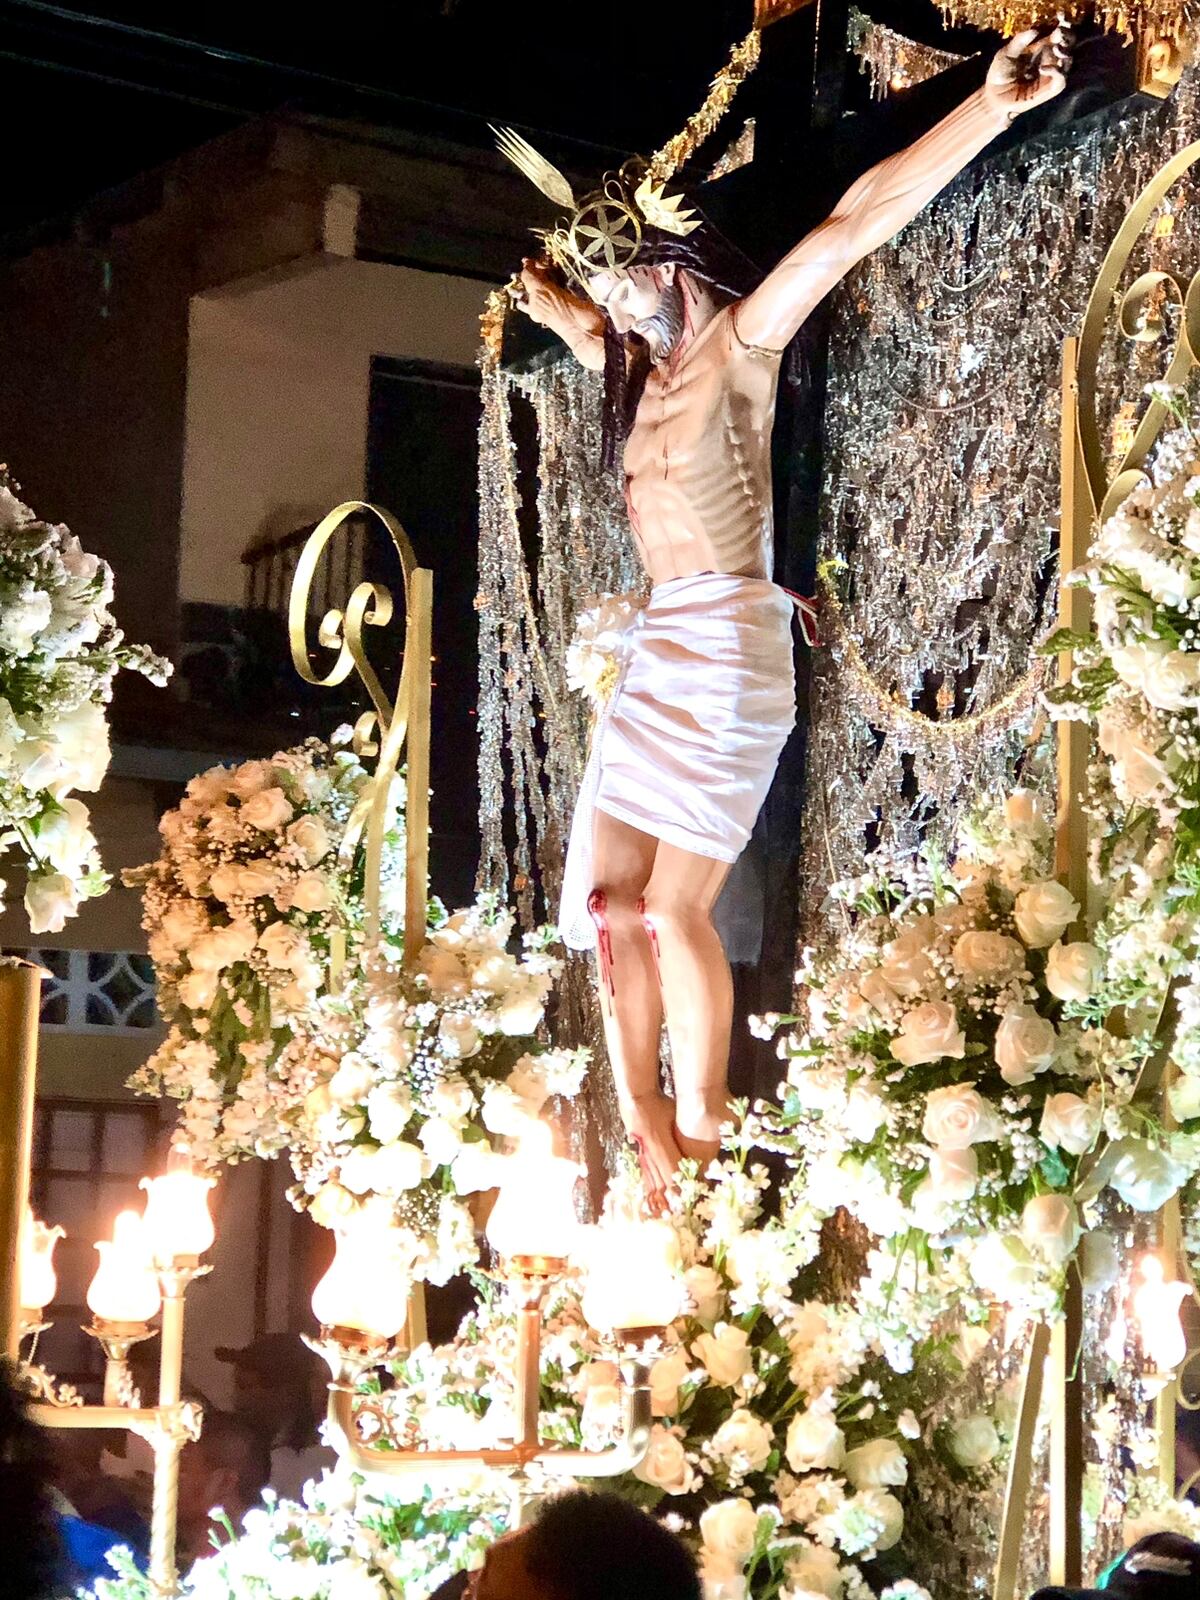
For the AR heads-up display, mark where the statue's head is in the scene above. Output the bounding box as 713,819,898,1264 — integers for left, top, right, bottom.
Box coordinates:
583,261,686,363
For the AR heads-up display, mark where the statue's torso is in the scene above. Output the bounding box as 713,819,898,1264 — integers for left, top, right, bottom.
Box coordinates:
623,303,783,588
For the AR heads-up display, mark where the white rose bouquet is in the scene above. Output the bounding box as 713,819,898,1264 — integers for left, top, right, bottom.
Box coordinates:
126,736,390,1163
757,793,1195,1321
565,591,646,714
280,897,588,1286
0,471,169,933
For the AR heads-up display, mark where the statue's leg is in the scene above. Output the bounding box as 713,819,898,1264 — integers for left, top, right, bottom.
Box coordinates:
641,844,733,1170
589,809,681,1211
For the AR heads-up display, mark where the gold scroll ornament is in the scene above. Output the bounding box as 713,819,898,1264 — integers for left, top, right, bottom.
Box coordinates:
993,141,1200,1600
287,499,433,971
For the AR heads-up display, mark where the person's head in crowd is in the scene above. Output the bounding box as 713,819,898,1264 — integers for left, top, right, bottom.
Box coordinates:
0,1363,59,1599
215,1333,325,1451
467,1490,701,1600
45,1426,147,1544
1030,1531,1200,1600
176,1410,271,1565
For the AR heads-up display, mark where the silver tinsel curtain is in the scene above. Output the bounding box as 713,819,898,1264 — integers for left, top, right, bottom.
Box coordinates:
801,71,1200,947
476,356,644,1171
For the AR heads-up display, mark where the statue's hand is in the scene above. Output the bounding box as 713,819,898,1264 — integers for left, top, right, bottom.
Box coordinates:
509,257,571,329
984,25,1072,122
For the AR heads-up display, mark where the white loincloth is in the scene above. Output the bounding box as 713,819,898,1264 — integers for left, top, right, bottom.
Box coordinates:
559,571,797,951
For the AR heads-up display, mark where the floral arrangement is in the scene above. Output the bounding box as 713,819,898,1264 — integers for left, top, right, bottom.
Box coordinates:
126,736,393,1162
565,592,645,713
339,1148,954,1600
129,738,587,1284
278,901,587,1285
0,471,169,932
1043,383,1200,1262
754,792,1200,1325
90,1476,509,1600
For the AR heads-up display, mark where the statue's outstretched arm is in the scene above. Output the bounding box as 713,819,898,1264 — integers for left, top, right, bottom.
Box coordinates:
511,257,607,370
735,27,1070,353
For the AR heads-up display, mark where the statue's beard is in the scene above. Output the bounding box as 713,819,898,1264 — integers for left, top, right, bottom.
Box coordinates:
631,281,686,362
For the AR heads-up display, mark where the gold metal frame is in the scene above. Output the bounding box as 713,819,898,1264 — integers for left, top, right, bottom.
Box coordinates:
287,499,433,967
993,140,1200,1600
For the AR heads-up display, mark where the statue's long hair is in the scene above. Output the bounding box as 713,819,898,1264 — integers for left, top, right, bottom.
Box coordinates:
598,215,764,472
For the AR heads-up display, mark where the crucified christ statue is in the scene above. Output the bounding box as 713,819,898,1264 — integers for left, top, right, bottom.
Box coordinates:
505,28,1070,1209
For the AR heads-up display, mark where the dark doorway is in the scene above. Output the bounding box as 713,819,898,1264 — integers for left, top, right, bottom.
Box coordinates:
366,355,482,911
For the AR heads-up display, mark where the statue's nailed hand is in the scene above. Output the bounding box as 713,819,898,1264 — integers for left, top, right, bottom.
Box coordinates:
509,258,569,328
984,25,1072,122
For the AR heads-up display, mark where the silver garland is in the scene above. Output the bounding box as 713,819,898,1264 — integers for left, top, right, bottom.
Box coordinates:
476,357,644,1174
848,8,972,99
800,71,1200,949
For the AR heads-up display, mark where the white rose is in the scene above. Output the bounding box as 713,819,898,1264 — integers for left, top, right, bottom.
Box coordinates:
952,930,1025,985
1079,1229,1120,1294
969,1233,1038,1301
1013,880,1080,949
785,1544,844,1597
52,699,110,790
240,786,293,831
1108,641,1165,691
650,1346,692,1416
310,1181,357,1229
347,1140,429,1196
699,1498,761,1561
1019,1194,1081,1266
1169,1073,1200,1122
878,920,935,996
1097,710,1172,801
844,1081,888,1142
858,1488,904,1553
226,759,270,799
1045,941,1103,1004
161,902,208,950
177,969,219,1011
419,946,468,996
633,1425,696,1494
36,797,95,876
948,1413,1000,1469
290,872,332,913
451,1142,510,1195
843,1437,908,1490
24,871,80,935
431,1076,475,1124
1108,1138,1188,1211
692,1323,753,1387
710,1409,773,1473
891,1001,966,1068
684,1264,726,1325
858,968,900,1015
257,921,309,971
287,814,330,865
495,986,546,1036
1142,649,1200,711
504,1057,551,1112
366,1084,412,1143
922,1083,1003,1150
190,919,257,973
912,1147,978,1223
1040,1093,1101,1156
785,1406,846,1472
438,1014,480,1059
480,1083,536,1136
419,1117,464,1167
995,1006,1057,1086
328,1054,374,1106
207,863,242,903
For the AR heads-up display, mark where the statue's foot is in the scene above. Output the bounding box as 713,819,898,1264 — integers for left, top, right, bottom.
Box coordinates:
673,1097,727,1178
673,1128,721,1173
623,1095,683,1216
